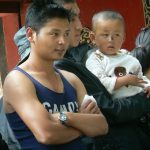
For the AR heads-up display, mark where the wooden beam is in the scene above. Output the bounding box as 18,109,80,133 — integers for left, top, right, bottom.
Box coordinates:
0,0,22,2
0,2,20,13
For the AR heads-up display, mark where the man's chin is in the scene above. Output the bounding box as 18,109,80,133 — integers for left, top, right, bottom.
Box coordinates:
54,56,64,61
69,41,80,48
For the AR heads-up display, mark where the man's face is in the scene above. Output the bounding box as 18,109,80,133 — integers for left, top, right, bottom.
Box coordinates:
27,18,70,61
64,2,82,47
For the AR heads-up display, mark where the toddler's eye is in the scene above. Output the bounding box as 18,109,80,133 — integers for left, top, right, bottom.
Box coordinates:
115,34,120,37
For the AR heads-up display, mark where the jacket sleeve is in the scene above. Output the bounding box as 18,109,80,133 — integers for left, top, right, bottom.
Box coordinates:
55,59,150,125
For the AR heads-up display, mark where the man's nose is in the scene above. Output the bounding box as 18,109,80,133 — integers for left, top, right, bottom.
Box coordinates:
58,36,65,44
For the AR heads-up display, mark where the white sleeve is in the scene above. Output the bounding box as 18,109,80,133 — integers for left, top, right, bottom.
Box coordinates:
86,53,117,94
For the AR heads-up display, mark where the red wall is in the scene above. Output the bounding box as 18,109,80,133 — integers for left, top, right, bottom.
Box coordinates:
2,13,19,70
20,2,30,26
19,0,146,50
1,0,146,71
77,0,145,50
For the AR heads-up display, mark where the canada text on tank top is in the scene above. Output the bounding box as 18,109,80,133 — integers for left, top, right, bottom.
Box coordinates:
15,66,79,113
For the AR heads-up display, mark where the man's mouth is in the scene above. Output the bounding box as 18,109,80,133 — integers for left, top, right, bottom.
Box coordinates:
55,48,65,51
55,49,66,54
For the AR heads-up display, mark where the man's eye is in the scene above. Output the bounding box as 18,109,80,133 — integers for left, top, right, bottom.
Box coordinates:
64,32,70,37
50,32,59,36
71,18,76,22
101,34,108,37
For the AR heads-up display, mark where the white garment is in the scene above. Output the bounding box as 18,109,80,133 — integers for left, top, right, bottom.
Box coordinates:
86,49,150,99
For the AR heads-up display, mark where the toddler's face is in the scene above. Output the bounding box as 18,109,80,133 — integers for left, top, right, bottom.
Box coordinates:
93,19,125,55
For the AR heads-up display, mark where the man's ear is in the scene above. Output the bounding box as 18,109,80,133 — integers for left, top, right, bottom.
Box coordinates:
90,31,96,46
26,27,36,42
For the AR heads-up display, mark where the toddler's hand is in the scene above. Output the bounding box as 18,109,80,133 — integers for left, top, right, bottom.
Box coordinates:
144,86,150,98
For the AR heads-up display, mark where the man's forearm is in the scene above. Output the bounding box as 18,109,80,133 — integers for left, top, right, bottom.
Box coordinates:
47,113,82,144
49,124,82,144
66,112,108,137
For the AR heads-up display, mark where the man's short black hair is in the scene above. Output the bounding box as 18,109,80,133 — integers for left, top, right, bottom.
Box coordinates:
132,27,150,73
25,0,71,33
54,0,76,6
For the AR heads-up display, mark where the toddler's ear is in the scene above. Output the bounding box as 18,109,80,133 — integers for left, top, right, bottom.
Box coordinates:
123,33,126,43
89,31,96,46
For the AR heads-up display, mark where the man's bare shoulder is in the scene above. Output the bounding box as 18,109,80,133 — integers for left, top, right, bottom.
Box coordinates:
59,69,84,90
4,69,30,87
59,70,79,82
3,69,35,102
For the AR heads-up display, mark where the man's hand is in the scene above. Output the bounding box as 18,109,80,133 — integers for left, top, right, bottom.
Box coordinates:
79,100,100,114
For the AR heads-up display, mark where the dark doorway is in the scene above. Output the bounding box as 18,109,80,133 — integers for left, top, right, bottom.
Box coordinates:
0,17,8,85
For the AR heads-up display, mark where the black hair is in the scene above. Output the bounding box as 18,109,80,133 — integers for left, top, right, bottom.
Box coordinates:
132,44,150,74
131,27,150,74
54,0,76,6
54,0,77,21
135,27,150,47
25,0,71,33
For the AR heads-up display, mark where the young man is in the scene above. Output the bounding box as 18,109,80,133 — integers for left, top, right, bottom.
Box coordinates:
14,0,150,150
1,0,84,149
15,0,83,63
3,1,108,150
